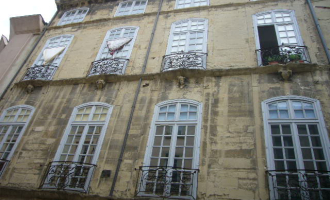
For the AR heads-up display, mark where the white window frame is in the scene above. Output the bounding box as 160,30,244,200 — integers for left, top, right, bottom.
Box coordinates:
115,0,148,17
42,102,113,192
166,18,208,55
140,99,203,199
94,26,139,75
262,96,330,200
24,35,74,80
58,7,89,26
175,0,209,9
253,10,305,66
0,105,35,178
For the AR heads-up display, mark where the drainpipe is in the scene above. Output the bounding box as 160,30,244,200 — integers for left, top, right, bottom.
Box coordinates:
306,0,330,64
0,10,59,101
109,0,164,196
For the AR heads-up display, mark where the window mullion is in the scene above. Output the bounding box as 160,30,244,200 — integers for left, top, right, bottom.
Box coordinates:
72,125,88,162
168,125,178,168
291,123,304,170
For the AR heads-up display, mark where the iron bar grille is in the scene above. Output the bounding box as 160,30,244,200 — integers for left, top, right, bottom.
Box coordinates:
40,161,96,193
23,64,58,80
162,52,207,72
256,45,310,66
136,166,199,200
0,159,9,177
267,170,330,200
88,58,128,76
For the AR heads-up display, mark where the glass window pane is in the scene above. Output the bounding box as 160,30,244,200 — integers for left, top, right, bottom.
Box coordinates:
269,110,278,119
311,137,322,147
271,125,280,135
186,136,194,146
185,147,193,157
175,147,183,157
299,136,310,147
279,110,289,118
154,137,162,146
305,110,315,118
187,126,195,135
156,126,164,135
308,125,319,135
273,148,283,159
304,161,315,170
282,125,291,135
179,112,188,120
161,147,170,157
163,137,171,146
286,161,297,170
285,148,295,159
275,161,285,170
298,125,307,134
178,126,186,135
316,162,327,171
313,149,325,160
165,126,172,135
272,137,282,146
159,113,166,120
295,110,304,118
278,102,287,109
302,149,312,159
292,102,302,109
283,137,293,146
269,103,277,110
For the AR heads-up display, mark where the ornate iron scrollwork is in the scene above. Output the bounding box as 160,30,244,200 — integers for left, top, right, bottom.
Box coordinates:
136,166,199,199
23,64,58,80
162,52,207,72
40,161,96,193
267,170,330,200
88,58,128,76
256,45,310,66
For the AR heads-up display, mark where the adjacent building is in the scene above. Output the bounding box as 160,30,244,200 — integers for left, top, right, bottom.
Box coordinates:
0,15,45,98
0,0,329,200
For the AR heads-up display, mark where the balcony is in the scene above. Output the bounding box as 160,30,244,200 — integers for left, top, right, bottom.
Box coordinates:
0,159,9,177
23,64,58,81
40,161,96,193
267,170,330,200
88,58,128,76
135,166,199,200
162,52,207,72
256,45,311,66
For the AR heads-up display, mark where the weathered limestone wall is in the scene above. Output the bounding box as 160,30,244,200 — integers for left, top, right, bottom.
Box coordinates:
12,0,328,83
1,67,330,199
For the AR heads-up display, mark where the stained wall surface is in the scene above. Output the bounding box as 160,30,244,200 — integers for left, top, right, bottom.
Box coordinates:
0,0,329,200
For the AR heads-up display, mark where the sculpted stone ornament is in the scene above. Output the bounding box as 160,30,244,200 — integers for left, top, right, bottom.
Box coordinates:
278,68,292,81
26,84,34,93
178,76,186,88
96,79,106,90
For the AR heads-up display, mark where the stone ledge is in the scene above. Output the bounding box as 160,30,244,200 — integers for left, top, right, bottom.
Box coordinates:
15,63,328,88
0,185,159,200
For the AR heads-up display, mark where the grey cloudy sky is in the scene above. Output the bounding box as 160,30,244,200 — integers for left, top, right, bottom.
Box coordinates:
0,0,57,39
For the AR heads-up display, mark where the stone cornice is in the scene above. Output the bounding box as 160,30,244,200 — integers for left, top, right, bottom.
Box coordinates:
49,0,290,30
15,64,328,88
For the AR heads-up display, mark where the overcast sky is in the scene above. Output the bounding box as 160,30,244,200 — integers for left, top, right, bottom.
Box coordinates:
0,0,57,39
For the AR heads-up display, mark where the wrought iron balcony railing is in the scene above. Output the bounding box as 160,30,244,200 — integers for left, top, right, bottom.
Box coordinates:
0,159,9,177
135,166,199,200
162,52,207,72
40,161,96,193
88,58,128,76
256,45,311,66
267,170,330,200
23,64,58,81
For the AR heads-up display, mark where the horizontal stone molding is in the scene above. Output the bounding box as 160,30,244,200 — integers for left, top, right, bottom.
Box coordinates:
14,63,328,88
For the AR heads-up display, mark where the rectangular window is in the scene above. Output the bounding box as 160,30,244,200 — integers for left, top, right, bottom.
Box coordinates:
115,0,147,17
176,0,208,9
58,8,89,26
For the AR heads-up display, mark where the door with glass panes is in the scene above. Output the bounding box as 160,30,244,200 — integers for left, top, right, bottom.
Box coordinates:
141,100,201,199
42,103,113,192
263,97,330,200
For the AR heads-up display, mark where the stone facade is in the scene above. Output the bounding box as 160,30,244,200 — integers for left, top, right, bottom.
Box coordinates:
0,0,329,200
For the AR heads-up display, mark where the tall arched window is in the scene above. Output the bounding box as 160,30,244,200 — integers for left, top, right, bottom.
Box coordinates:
163,18,208,71
58,7,89,26
23,35,74,80
262,96,330,200
137,99,202,199
253,10,310,66
0,105,35,178
41,102,113,193
89,27,139,76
